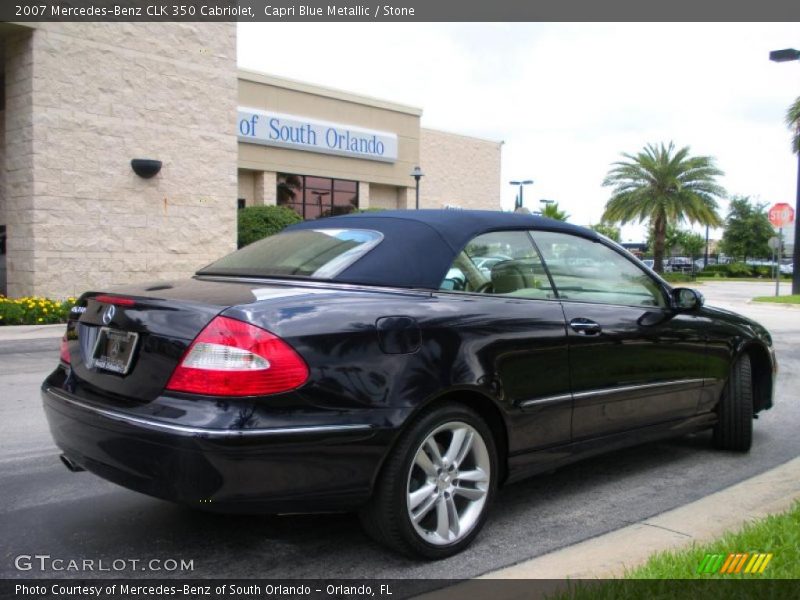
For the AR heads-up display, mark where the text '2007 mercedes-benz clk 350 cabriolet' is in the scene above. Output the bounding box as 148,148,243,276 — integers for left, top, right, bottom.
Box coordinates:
43,210,776,558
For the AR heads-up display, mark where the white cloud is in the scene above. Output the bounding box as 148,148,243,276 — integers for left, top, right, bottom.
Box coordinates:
238,22,800,242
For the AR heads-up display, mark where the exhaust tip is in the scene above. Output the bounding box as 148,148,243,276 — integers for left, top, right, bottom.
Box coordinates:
59,454,85,472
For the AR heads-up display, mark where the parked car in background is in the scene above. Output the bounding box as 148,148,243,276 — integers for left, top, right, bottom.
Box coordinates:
666,257,693,273
780,262,793,276
694,258,717,271
43,210,776,559
472,255,512,277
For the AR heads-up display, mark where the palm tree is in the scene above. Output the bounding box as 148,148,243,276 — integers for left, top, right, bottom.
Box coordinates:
602,142,724,273
787,96,800,153
540,202,570,221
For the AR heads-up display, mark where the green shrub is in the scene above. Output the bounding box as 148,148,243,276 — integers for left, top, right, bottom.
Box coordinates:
702,264,728,275
237,205,302,248
662,272,693,283
726,262,753,277
752,265,773,278
0,295,77,326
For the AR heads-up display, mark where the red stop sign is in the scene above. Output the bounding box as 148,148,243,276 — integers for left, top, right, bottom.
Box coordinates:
768,203,795,227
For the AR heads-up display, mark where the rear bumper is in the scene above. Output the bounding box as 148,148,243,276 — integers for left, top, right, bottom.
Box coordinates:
42,379,403,513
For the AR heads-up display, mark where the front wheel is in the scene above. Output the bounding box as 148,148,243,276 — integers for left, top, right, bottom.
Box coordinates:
360,403,498,559
713,353,753,452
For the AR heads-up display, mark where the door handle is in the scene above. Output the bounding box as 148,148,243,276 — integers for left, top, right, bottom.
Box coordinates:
569,318,602,335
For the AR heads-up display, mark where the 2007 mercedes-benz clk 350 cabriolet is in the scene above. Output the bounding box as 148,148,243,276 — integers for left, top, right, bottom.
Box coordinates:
43,210,776,558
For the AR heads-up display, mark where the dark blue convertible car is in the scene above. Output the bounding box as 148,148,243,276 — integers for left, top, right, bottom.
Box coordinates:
43,210,776,558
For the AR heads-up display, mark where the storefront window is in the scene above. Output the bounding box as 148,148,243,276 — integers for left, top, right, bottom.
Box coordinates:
277,173,359,220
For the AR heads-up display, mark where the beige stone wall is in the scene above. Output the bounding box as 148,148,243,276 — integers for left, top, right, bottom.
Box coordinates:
4,23,238,298
238,169,255,206
369,184,402,210
3,30,35,296
0,105,5,295
419,128,502,211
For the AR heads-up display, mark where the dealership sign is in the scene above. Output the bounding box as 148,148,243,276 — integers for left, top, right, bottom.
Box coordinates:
237,108,398,163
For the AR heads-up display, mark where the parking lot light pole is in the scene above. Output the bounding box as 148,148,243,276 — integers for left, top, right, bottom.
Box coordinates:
509,180,533,210
769,48,800,294
410,166,424,210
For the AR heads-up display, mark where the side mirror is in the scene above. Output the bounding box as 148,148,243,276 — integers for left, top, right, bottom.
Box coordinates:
672,287,704,310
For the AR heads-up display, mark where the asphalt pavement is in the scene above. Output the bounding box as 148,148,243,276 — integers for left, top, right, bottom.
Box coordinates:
0,281,797,579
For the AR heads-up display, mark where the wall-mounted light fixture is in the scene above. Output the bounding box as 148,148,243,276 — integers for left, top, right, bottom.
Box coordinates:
130,159,162,179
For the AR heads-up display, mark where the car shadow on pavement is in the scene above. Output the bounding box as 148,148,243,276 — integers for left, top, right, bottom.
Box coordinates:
1,429,780,579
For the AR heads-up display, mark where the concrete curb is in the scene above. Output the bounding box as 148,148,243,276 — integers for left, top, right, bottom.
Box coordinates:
0,323,65,342
479,456,800,580
748,300,800,308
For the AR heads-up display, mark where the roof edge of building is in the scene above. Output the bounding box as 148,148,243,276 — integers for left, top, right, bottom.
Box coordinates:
421,126,504,146
237,68,423,117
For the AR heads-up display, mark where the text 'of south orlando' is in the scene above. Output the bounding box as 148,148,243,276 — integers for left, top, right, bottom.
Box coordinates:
264,5,415,18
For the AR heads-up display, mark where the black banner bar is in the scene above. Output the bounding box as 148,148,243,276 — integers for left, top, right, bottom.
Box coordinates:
2,579,800,600
3,0,800,22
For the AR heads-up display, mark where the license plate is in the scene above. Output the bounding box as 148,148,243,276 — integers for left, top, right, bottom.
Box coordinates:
91,327,139,375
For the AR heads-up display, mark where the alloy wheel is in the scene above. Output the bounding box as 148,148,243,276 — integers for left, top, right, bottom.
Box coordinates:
406,421,491,545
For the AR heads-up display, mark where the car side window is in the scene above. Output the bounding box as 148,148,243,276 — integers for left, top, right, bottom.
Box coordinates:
531,231,666,308
440,231,555,300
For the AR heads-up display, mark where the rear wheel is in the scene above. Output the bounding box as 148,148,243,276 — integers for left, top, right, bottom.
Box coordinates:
713,353,753,452
360,403,497,559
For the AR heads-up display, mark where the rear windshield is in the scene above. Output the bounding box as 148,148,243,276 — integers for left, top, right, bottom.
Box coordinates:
198,229,383,279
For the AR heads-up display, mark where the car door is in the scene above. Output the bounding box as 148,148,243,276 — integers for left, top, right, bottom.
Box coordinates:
436,230,572,452
531,230,707,440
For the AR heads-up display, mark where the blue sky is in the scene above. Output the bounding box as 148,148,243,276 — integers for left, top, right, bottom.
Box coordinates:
238,23,799,243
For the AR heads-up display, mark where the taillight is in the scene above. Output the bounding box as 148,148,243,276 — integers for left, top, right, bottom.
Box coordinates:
60,335,71,364
94,294,136,307
165,316,309,396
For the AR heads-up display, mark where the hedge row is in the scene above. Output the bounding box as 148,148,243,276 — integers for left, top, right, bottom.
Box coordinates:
0,296,77,326
700,263,790,278
237,205,386,247
661,272,694,283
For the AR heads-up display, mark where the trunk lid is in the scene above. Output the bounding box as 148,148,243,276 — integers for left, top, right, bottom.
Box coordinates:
65,277,325,404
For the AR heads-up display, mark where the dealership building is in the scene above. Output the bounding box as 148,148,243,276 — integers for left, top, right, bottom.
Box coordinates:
0,23,502,298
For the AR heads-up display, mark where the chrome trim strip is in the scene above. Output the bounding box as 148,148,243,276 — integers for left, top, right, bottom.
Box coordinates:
572,378,706,401
519,393,573,409
520,378,707,408
45,388,374,438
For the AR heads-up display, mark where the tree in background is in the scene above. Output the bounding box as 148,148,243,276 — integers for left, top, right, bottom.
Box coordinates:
541,202,570,221
589,221,621,242
719,196,773,262
675,230,706,258
602,142,724,273
645,223,705,257
787,96,800,153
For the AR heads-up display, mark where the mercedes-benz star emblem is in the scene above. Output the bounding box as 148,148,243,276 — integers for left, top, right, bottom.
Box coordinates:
102,304,116,325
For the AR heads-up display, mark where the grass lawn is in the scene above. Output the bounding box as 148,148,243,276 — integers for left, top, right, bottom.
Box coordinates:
551,502,800,599
626,501,800,579
694,277,791,283
752,295,800,305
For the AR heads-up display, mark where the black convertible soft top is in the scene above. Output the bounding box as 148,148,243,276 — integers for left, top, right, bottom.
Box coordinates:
286,209,598,289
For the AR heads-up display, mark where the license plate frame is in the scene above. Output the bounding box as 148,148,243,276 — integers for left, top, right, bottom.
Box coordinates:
91,327,139,375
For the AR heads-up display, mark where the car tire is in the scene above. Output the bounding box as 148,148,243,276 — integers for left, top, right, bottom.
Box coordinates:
712,353,753,452
359,403,498,559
